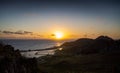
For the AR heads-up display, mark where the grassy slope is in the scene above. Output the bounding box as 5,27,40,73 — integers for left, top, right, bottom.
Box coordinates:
38,51,120,73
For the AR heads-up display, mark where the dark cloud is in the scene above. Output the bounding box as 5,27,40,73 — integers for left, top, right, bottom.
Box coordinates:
24,31,33,34
14,31,24,34
2,30,33,35
2,31,14,34
51,34,55,36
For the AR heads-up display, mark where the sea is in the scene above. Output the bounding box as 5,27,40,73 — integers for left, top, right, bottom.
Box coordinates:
0,39,71,57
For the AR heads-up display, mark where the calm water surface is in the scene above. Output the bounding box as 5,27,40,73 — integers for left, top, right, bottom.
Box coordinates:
0,39,71,57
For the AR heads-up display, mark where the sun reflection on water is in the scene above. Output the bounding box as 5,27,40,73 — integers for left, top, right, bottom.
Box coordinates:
58,48,63,50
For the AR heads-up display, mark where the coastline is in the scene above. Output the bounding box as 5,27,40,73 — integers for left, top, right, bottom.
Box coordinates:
20,46,59,52
20,46,59,58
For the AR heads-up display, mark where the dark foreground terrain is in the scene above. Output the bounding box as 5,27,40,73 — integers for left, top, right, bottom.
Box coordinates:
0,36,120,73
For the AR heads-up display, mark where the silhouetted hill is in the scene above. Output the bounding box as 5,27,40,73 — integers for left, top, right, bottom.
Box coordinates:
0,43,40,73
0,44,21,58
55,36,120,55
95,36,114,41
37,36,120,73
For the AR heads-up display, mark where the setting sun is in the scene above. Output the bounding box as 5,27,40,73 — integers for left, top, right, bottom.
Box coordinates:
52,31,64,39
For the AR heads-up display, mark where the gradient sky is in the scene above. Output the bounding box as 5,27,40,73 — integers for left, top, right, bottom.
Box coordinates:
0,0,120,39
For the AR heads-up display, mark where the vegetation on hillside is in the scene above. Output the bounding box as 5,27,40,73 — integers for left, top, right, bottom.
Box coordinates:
0,43,40,73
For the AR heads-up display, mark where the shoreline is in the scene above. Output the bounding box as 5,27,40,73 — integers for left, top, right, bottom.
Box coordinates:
20,46,60,58
20,46,60,52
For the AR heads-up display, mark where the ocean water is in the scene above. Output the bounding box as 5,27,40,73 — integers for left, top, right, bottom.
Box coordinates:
0,39,70,57
0,39,65,50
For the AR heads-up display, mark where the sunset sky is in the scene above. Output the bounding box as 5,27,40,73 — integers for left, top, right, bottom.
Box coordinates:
0,0,120,39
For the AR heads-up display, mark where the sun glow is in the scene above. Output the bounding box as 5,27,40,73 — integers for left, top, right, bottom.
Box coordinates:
53,31,64,39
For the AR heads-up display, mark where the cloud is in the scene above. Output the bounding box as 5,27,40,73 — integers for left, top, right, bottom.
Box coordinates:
14,31,24,34
2,30,33,35
37,34,44,37
24,31,33,34
2,31,14,34
51,34,55,36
